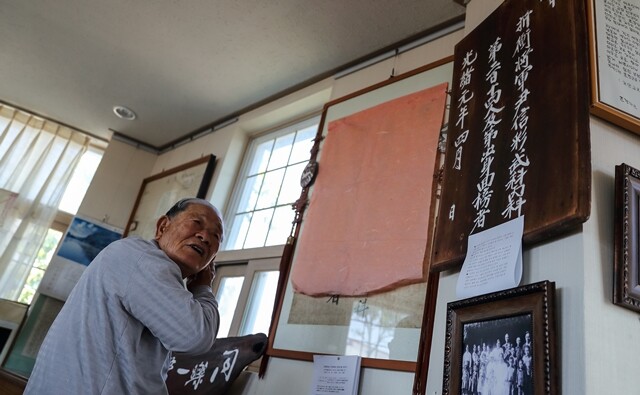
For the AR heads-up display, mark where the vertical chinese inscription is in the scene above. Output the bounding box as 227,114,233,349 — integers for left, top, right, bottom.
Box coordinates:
472,37,504,232
453,51,478,171
503,10,533,219
450,50,479,221
432,0,590,271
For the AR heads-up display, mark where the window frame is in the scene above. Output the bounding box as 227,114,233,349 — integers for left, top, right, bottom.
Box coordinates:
212,245,283,338
221,116,320,251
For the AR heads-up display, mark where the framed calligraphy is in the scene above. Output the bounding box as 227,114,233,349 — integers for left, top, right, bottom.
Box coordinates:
613,163,640,312
442,281,557,395
431,0,591,271
264,58,452,394
123,155,217,239
587,0,640,135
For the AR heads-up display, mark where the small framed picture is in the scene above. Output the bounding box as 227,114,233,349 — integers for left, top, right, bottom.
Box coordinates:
614,163,640,312
442,281,557,395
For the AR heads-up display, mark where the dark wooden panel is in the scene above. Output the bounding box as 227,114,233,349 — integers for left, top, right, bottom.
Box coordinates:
0,368,27,395
432,0,591,271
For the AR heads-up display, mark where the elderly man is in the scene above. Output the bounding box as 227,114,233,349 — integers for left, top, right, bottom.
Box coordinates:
25,198,224,395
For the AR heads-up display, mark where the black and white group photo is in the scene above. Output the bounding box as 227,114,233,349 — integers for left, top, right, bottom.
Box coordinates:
460,314,533,395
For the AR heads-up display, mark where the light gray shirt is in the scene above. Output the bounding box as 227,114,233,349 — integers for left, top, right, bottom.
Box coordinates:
25,237,219,395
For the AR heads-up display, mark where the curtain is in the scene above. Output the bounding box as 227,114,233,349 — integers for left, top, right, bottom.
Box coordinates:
0,104,89,300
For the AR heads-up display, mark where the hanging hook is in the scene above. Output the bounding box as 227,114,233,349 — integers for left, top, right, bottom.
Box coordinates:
389,48,400,79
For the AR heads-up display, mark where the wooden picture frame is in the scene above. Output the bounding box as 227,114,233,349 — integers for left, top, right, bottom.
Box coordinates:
614,163,640,312
587,0,640,135
442,281,557,395
123,155,217,238
264,58,452,393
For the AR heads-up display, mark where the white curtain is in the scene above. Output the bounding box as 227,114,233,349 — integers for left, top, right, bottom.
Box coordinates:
0,104,89,300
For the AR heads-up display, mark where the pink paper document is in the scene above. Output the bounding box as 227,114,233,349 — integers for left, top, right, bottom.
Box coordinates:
291,83,447,296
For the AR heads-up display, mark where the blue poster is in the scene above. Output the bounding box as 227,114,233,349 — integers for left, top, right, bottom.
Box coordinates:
56,217,122,266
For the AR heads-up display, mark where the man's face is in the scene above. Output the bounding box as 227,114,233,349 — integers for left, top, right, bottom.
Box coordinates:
155,203,223,278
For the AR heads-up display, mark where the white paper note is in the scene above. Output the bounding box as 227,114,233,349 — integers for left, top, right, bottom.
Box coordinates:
456,216,524,299
310,354,361,395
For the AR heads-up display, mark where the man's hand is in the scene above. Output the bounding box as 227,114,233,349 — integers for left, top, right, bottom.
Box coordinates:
186,263,215,292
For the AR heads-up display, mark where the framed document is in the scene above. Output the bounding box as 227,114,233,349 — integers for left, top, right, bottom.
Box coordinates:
124,155,217,239
265,57,452,394
587,0,640,135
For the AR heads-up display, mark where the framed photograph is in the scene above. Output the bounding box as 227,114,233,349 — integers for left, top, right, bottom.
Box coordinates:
587,0,640,135
265,57,452,392
614,163,640,312
123,155,217,239
442,280,557,395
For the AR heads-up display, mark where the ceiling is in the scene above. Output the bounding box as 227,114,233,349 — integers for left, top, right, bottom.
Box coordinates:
0,1,465,151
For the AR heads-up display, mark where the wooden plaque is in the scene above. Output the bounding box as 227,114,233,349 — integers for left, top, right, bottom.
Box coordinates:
431,0,591,271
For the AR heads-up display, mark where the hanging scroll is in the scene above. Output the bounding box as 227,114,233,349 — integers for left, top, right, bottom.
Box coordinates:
266,59,452,380
431,0,591,271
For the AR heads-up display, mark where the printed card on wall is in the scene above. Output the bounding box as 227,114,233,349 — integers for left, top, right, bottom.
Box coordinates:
431,0,591,271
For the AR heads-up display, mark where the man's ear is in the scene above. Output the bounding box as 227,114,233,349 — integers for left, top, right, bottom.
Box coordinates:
155,216,170,240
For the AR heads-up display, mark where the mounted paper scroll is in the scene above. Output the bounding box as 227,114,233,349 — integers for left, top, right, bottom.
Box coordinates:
431,0,591,271
291,84,447,297
267,59,452,377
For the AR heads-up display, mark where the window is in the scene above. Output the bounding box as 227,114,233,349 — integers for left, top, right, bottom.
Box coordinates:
212,255,280,338
223,117,319,250
17,146,104,303
0,103,106,301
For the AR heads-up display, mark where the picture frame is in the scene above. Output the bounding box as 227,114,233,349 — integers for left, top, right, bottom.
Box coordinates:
264,57,453,392
613,163,640,312
123,155,217,239
2,295,64,377
442,280,557,395
587,0,640,135
0,299,28,366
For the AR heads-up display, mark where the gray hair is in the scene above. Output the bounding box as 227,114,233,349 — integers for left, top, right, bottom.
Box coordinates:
165,198,224,240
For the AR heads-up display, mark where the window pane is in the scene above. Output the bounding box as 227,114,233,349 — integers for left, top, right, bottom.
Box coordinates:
289,126,317,164
265,206,295,246
266,133,294,171
277,162,306,205
240,270,279,336
33,229,63,270
59,149,103,214
248,140,273,175
243,208,273,249
254,168,284,210
215,276,245,338
237,174,263,213
18,228,62,304
226,213,252,250
223,116,319,251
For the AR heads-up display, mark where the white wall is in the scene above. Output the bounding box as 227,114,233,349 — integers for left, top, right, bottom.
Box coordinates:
77,139,157,228
76,0,640,394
